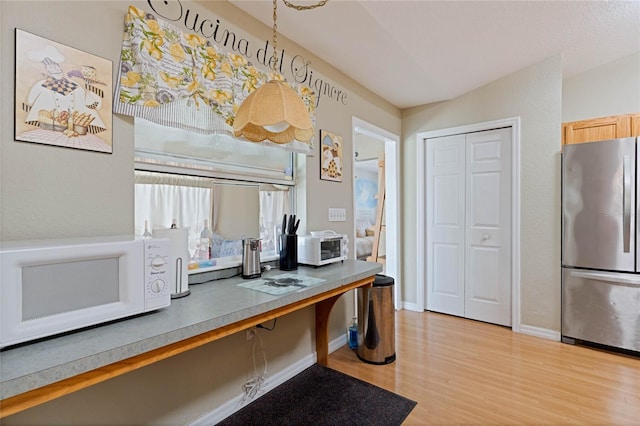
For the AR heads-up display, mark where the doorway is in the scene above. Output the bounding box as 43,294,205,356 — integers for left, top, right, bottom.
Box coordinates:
417,118,522,330
352,117,400,309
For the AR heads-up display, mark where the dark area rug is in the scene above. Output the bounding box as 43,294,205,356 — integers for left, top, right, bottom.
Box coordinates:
218,363,416,425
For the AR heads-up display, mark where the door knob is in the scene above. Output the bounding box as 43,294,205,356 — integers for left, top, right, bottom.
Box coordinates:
482,234,490,241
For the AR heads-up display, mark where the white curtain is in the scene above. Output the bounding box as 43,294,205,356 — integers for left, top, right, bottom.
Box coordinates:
134,183,211,258
259,189,290,254
211,185,222,234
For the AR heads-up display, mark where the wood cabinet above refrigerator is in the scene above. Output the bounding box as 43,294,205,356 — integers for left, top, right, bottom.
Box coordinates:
562,113,640,145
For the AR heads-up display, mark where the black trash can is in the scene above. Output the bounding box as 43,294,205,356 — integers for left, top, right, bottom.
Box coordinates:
357,274,396,364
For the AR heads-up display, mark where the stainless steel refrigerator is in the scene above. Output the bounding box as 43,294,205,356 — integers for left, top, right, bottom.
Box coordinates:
562,137,640,353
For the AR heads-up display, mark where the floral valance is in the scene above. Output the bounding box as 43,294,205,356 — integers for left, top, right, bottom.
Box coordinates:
113,5,316,154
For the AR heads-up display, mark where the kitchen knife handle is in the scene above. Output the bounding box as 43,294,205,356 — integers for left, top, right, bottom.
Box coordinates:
289,215,296,234
623,155,631,253
282,214,287,236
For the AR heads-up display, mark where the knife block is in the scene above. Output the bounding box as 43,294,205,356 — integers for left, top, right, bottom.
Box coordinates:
279,234,298,271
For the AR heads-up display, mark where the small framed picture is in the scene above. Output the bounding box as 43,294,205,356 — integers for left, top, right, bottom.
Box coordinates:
14,29,113,153
320,129,343,182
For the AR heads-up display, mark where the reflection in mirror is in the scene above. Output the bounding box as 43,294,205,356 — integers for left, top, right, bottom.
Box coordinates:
135,171,258,263
134,171,292,266
259,184,291,255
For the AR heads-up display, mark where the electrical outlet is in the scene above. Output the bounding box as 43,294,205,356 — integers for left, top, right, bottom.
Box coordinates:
246,328,256,340
328,208,347,222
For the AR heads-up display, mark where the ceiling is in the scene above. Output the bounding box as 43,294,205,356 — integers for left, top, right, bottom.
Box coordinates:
229,0,640,109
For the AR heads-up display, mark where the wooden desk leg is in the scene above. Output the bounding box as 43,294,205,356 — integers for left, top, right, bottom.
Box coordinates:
315,294,342,365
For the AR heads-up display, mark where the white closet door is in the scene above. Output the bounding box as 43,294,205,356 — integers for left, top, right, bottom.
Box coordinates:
426,134,466,317
426,128,512,326
465,128,512,326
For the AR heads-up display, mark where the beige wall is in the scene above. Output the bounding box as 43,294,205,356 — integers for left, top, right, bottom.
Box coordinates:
1,1,134,241
355,133,385,161
562,52,640,122
214,184,259,239
1,1,400,424
401,56,563,331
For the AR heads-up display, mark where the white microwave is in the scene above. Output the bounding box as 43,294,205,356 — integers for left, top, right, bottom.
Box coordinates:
0,236,171,348
297,231,348,266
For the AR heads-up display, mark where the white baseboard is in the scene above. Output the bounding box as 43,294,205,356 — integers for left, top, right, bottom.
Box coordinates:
401,301,423,312
329,332,348,353
519,324,561,341
188,334,348,425
393,305,558,343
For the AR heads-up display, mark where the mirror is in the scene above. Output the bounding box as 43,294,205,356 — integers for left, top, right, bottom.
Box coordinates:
135,171,292,266
133,119,294,268
134,171,259,262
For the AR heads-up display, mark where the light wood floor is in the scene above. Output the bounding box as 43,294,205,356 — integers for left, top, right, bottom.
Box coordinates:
327,310,640,425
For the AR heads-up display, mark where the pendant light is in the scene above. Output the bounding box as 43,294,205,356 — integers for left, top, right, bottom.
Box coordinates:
233,0,327,146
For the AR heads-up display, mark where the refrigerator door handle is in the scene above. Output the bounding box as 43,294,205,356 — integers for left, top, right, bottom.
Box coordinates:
570,270,640,287
623,155,631,253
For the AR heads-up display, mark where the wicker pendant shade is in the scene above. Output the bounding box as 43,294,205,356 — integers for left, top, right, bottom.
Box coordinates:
233,80,313,144
232,0,326,148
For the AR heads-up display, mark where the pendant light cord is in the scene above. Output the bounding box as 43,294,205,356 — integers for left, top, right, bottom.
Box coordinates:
282,0,329,10
271,0,278,71
271,0,329,71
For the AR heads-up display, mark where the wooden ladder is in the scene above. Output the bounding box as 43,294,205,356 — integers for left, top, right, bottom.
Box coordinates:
366,159,385,264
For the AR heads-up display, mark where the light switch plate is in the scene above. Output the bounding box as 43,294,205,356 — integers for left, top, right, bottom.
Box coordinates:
328,208,347,222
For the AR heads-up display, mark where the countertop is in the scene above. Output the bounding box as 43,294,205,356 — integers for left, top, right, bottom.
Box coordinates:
0,260,382,400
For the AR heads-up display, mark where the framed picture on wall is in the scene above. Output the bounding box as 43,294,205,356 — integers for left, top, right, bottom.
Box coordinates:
14,29,113,153
319,129,343,182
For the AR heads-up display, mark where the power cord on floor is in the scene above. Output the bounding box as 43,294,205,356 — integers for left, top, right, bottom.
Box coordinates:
241,329,268,403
